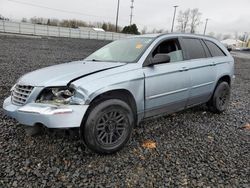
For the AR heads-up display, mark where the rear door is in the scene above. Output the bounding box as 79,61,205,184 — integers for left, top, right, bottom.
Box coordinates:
180,37,217,107
204,39,229,77
143,38,191,117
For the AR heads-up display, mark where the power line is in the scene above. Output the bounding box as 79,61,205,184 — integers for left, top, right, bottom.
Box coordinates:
6,0,126,21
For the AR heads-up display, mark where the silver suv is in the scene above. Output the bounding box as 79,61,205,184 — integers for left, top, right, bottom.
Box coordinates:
3,33,234,153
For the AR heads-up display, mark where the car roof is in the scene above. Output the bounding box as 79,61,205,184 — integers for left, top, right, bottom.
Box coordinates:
130,33,217,41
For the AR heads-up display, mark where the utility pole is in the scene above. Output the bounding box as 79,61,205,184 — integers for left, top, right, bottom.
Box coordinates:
203,18,209,35
171,5,178,33
130,0,134,26
115,0,120,32
243,32,248,42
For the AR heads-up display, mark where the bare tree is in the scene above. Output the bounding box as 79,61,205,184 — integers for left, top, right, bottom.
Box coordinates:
216,33,223,40
21,18,27,23
92,21,103,28
26,16,120,32
141,26,148,34
30,17,46,25
208,32,215,37
0,15,9,21
177,9,190,33
47,19,60,26
234,31,238,40
222,34,232,40
243,32,249,42
190,8,202,33
107,22,121,32
237,33,248,42
151,28,164,33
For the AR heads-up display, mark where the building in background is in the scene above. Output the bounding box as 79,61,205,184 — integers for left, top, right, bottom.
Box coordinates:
221,39,246,49
78,27,105,32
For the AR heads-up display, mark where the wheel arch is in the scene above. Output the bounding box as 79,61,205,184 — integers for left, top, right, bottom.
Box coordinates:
216,74,231,87
209,74,231,101
80,89,138,130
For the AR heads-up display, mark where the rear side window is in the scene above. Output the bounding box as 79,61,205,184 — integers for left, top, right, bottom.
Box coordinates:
182,38,206,59
205,40,226,57
200,40,211,57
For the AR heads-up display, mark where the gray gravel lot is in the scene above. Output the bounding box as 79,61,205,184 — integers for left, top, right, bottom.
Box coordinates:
0,35,249,187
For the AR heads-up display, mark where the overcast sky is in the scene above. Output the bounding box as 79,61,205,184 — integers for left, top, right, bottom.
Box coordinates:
1,0,250,35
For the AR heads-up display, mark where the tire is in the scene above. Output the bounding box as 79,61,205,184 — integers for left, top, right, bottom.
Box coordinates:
81,99,134,154
207,81,231,113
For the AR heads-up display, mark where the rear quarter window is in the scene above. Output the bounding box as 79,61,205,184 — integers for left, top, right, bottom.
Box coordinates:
205,40,226,57
182,38,207,60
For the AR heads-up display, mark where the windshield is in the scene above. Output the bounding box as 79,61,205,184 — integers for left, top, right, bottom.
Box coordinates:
85,37,153,63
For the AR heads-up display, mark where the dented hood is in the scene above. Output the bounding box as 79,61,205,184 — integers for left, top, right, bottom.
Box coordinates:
18,60,126,87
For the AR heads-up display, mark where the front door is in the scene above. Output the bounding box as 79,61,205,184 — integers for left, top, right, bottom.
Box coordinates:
143,38,191,117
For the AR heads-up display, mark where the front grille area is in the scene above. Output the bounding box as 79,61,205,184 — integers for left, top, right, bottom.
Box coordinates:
11,84,34,106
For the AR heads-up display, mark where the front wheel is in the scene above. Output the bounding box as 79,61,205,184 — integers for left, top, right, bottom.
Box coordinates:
207,81,231,113
81,99,134,154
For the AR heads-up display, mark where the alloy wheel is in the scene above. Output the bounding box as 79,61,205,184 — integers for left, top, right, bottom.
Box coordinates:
95,110,128,146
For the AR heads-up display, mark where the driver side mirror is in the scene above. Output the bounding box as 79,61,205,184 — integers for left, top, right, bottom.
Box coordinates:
150,54,170,66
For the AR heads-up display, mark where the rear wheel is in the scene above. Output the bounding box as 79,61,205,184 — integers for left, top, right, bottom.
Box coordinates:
207,81,231,113
81,99,134,154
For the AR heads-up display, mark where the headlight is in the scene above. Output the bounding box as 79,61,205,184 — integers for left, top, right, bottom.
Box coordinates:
36,87,83,105
51,88,75,99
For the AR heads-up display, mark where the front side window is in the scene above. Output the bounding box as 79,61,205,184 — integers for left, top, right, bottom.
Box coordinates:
85,37,153,63
205,40,226,57
182,38,207,60
152,39,183,62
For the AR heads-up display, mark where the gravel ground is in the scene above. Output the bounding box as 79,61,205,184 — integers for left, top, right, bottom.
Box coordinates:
0,35,249,187
231,51,250,60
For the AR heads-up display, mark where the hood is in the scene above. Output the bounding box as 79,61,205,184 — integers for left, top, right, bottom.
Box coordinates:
18,61,126,87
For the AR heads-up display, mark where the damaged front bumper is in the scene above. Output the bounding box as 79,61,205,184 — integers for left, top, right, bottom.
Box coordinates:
3,96,88,128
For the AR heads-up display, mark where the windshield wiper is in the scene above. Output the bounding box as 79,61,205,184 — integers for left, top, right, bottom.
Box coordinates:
86,59,102,62
85,59,126,63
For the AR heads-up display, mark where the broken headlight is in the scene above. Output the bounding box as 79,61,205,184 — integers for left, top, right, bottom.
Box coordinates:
36,87,82,105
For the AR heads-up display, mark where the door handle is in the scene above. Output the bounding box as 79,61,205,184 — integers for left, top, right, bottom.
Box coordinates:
210,62,216,66
179,67,189,72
